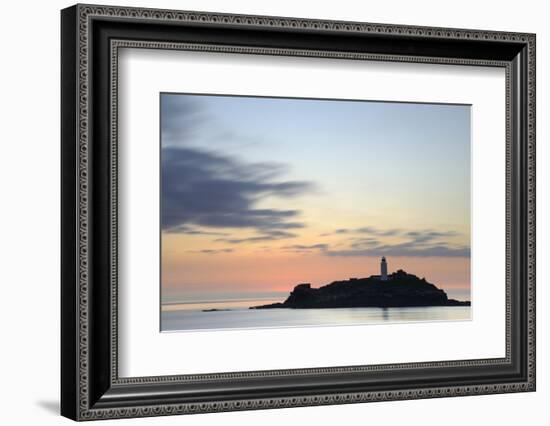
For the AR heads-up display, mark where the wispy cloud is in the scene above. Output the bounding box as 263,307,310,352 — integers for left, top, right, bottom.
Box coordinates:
187,248,234,255
403,230,459,239
324,227,402,237
164,225,229,236
281,243,329,253
316,226,468,257
350,237,382,248
161,96,206,147
325,244,469,258
215,230,297,244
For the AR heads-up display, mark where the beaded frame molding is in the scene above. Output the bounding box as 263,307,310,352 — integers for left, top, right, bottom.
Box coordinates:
61,4,536,421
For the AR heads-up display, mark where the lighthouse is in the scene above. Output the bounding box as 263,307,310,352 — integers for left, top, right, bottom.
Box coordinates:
380,256,388,281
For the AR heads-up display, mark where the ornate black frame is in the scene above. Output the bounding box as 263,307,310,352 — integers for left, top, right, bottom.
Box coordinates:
61,4,536,421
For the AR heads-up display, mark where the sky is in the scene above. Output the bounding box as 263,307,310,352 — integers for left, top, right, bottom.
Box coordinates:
160,93,471,303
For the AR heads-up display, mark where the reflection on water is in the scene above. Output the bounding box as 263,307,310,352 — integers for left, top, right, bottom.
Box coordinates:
161,299,471,332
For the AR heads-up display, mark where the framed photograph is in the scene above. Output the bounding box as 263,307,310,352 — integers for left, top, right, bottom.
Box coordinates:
61,4,536,421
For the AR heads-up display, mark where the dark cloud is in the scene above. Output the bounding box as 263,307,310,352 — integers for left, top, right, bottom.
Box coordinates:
162,146,314,237
161,95,315,242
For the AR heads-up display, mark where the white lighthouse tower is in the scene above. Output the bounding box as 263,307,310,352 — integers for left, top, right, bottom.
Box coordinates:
380,256,388,281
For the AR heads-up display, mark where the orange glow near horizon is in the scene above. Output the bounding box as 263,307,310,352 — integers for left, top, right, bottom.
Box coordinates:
162,235,470,297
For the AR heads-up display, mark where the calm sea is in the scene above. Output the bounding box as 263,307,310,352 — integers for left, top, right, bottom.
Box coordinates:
161,296,471,332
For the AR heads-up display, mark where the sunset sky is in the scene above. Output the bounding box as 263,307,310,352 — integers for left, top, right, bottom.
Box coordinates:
160,93,471,303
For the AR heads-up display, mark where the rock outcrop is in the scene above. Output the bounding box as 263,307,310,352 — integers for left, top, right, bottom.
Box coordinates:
251,270,470,309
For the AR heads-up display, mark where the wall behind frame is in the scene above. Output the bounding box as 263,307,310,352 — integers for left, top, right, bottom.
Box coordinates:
0,0,546,425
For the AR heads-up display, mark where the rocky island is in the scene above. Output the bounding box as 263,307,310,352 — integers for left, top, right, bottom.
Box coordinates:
250,265,470,310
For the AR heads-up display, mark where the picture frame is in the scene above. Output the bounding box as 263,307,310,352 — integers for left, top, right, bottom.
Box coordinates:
61,3,536,421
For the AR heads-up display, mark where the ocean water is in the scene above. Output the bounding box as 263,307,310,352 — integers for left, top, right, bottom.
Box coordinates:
161,298,471,332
